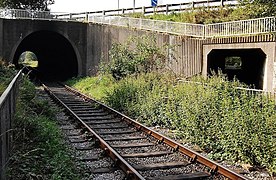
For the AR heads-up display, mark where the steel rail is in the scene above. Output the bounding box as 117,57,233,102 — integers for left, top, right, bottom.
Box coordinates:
42,83,145,180
63,83,249,180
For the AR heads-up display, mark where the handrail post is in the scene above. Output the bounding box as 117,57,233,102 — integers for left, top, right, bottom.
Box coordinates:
142,6,145,15
85,12,88,22
166,4,169,15
221,0,224,7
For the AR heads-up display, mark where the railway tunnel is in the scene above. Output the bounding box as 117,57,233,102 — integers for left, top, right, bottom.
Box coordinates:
13,30,78,81
207,49,266,89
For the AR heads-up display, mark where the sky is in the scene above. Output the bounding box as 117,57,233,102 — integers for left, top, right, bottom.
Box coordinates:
49,0,189,13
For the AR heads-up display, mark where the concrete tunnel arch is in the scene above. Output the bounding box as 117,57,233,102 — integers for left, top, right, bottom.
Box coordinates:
207,49,266,89
12,30,80,81
203,42,276,91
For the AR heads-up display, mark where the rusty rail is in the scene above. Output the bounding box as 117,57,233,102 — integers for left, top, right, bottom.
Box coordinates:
0,69,22,180
42,83,145,180
62,84,248,180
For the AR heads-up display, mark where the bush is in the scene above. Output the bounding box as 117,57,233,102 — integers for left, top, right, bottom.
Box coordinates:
100,35,167,80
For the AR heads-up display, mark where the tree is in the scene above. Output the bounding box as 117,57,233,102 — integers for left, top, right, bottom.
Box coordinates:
239,0,276,17
0,0,54,11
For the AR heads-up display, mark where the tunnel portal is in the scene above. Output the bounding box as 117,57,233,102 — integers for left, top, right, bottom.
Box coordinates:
13,30,78,81
207,49,266,89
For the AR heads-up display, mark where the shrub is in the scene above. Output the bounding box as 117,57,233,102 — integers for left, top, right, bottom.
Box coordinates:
100,35,167,80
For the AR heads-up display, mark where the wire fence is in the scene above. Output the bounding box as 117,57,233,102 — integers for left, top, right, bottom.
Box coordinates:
0,8,276,38
179,80,276,99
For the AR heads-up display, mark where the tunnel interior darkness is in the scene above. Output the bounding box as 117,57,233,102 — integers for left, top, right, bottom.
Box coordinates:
207,49,266,89
13,30,78,81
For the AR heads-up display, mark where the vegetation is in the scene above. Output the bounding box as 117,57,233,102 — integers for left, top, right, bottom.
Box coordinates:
240,0,276,17
127,0,276,24
0,61,16,95
100,35,167,80
19,51,38,68
68,72,276,175
134,8,237,24
67,36,276,175
7,75,80,179
67,74,116,100
0,0,54,10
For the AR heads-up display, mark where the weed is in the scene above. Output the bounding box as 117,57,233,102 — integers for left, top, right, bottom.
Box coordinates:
100,35,167,80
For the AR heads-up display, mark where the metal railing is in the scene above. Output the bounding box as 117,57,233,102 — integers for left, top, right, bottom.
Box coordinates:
90,16,205,37
0,9,54,20
54,0,237,17
0,69,22,180
179,80,276,96
205,16,276,37
89,15,276,38
0,8,276,38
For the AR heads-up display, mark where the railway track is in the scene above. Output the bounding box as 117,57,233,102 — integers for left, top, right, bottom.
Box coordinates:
42,82,249,180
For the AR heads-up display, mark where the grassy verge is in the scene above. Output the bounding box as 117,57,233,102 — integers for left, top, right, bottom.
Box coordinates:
66,73,276,175
66,74,116,101
8,77,80,179
127,3,270,24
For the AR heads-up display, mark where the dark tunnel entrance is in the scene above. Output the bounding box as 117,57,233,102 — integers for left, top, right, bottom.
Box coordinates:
207,49,266,89
13,30,78,81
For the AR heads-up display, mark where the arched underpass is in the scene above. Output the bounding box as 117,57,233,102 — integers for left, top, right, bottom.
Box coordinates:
13,30,78,81
207,49,266,89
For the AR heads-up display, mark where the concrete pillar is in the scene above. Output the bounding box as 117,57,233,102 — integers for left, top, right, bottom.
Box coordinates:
0,19,3,61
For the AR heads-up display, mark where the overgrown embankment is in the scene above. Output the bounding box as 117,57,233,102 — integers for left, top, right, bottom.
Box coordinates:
67,35,276,174
7,76,80,179
67,73,276,174
128,1,276,24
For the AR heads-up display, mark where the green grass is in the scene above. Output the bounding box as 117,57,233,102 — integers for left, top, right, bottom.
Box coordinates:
126,5,259,24
8,77,80,180
66,74,116,101
67,73,276,175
